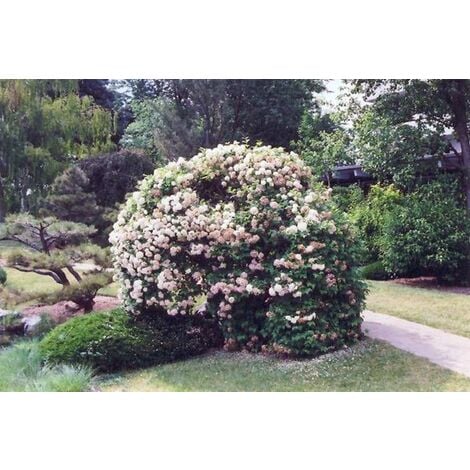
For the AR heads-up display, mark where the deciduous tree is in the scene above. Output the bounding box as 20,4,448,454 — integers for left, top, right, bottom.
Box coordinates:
0,80,115,220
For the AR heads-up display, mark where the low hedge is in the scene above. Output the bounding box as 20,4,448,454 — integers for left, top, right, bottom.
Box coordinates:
360,261,390,281
39,309,223,372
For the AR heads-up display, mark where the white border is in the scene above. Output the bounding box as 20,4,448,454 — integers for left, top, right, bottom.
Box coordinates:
1,1,470,467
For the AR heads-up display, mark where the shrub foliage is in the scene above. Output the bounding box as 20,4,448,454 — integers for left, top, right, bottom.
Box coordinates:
39,309,223,372
350,184,403,264
381,181,470,284
111,143,366,356
360,261,390,281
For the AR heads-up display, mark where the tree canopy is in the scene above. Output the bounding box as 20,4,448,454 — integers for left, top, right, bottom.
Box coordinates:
120,79,324,161
350,79,470,206
0,80,115,220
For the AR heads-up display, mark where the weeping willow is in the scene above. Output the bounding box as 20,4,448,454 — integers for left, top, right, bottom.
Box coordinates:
0,80,115,217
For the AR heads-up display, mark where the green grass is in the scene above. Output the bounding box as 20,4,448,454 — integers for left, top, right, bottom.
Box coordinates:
98,282,119,297
98,339,470,392
0,239,30,259
3,266,62,298
1,242,118,307
0,340,93,392
367,281,470,338
0,266,118,309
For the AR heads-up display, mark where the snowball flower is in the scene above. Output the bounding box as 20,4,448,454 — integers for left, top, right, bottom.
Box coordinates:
111,142,365,358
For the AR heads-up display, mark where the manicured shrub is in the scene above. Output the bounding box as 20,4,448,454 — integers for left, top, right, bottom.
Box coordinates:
39,309,223,372
110,143,366,356
381,181,470,284
0,266,7,285
360,261,390,281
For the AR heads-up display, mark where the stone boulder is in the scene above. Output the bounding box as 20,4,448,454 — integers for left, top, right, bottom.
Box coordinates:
0,310,23,335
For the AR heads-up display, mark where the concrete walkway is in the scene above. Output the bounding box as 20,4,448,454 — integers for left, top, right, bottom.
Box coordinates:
362,310,470,378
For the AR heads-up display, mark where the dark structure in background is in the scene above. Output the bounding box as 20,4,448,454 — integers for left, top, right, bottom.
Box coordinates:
327,136,463,187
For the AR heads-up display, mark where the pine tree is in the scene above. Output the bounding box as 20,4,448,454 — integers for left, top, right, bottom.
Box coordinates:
42,166,102,226
2,214,112,312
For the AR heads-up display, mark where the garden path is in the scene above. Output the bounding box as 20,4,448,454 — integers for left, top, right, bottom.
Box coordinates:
362,310,470,378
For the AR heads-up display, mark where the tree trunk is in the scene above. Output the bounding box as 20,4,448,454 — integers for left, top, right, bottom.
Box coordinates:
447,80,470,212
0,178,6,222
446,80,470,284
454,115,470,213
80,297,95,313
53,268,70,286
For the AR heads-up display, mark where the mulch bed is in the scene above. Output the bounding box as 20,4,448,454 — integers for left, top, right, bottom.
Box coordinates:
390,276,470,295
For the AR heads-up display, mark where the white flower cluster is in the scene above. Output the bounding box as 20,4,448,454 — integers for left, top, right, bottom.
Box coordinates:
110,143,338,325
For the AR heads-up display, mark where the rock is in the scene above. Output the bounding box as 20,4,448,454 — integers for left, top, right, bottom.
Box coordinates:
22,315,42,336
22,313,55,337
0,309,20,319
0,310,24,335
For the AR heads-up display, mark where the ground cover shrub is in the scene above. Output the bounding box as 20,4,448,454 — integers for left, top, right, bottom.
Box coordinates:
381,181,470,284
39,308,223,372
0,340,92,392
111,143,366,357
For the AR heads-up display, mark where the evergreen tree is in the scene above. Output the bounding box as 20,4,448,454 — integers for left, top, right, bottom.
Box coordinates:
1,214,112,312
42,166,101,226
44,150,154,245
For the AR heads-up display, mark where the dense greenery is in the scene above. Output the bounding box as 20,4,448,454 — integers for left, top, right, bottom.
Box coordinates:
76,150,154,208
351,79,470,210
0,80,116,219
350,184,403,264
42,166,102,225
360,261,389,281
294,111,354,185
336,179,470,284
111,143,366,356
44,150,154,244
39,308,223,372
381,181,470,283
121,79,323,162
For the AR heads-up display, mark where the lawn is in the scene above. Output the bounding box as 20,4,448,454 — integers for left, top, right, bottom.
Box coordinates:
0,239,29,259
1,266,118,308
3,266,62,299
98,339,470,392
1,240,118,304
367,281,470,338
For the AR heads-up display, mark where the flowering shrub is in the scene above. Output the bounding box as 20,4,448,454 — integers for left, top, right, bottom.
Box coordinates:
110,143,366,356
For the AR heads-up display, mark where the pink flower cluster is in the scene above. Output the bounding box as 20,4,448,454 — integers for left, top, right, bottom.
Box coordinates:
110,143,342,326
